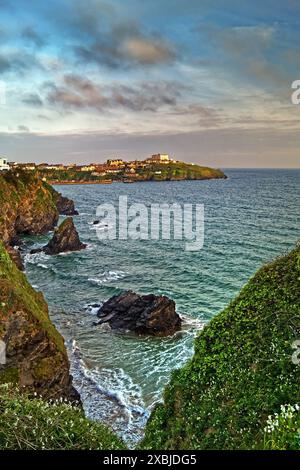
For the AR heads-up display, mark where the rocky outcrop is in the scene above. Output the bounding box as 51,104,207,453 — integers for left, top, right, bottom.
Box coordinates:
55,194,79,216
0,241,80,402
32,217,86,255
0,170,78,269
96,291,182,336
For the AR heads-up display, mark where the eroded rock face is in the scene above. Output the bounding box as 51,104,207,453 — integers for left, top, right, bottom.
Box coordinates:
0,242,80,403
6,246,24,271
97,291,182,336
56,194,79,216
42,217,86,255
0,170,78,268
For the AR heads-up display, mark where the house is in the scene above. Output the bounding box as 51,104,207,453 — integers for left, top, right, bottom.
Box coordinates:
80,165,96,172
106,159,124,167
150,154,170,163
0,157,9,171
15,162,36,171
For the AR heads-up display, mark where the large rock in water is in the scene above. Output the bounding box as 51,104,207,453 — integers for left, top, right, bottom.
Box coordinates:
97,291,182,336
43,217,86,255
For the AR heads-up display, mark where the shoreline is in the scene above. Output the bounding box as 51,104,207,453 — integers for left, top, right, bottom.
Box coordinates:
49,177,227,185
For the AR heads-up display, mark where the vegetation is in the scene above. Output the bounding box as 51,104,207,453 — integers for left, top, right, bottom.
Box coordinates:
35,162,226,183
263,404,300,450
0,239,64,352
141,245,300,450
136,162,226,181
0,385,126,450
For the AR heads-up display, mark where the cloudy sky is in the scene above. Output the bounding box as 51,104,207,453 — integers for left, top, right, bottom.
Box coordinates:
1,0,300,167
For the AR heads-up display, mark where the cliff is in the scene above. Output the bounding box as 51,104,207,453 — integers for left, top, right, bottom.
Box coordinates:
0,171,77,269
0,170,77,262
0,170,80,400
0,241,79,401
141,244,300,450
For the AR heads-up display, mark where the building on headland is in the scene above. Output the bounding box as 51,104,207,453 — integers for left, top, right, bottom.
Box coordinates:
80,164,96,172
151,154,170,163
106,159,124,167
0,157,9,171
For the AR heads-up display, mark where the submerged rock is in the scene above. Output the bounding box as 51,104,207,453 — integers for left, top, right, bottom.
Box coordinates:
32,217,86,255
96,291,182,336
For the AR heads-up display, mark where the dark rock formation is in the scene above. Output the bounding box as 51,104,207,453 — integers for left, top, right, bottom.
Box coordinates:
0,241,80,403
32,217,86,255
56,194,79,216
96,291,182,336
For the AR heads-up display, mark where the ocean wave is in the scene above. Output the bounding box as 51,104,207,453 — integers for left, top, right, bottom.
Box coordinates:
70,340,148,446
88,270,126,285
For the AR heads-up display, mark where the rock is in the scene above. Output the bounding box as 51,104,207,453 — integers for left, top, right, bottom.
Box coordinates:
0,170,78,247
6,245,24,271
56,194,79,216
43,217,86,255
97,291,182,336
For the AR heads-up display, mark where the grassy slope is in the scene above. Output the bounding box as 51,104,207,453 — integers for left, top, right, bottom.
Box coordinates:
141,245,300,450
0,385,126,450
138,162,226,181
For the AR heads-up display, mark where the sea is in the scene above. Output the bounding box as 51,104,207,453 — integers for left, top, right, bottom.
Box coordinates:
23,169,300,446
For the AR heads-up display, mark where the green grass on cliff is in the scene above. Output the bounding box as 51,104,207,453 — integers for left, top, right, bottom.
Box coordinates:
141,245,300,450
0,240,65,353
0,385,126,450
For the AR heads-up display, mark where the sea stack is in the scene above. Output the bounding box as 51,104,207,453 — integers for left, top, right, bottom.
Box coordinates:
31,217,86,255
96,290,182,336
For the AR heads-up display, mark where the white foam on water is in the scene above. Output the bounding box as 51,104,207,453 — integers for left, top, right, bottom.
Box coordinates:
88,270,126,285
70,340,148,447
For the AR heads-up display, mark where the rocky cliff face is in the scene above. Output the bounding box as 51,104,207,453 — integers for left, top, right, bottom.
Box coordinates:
0,170,77,267
0,170,80,401
0,241,79,402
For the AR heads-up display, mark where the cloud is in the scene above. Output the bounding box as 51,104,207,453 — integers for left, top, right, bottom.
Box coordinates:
196,23,291,90
68,2,176,68
74,33,175,68
121,37,175,64
22,93,43,107
18,125,30,132
47,74,183,112
47,75,107,109
21,26,45,47
0,50,41,75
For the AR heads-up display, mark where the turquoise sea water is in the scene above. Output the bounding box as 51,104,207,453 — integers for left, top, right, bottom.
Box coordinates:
23,169,300,444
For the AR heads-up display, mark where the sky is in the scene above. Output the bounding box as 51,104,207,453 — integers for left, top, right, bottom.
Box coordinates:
0,0,300,167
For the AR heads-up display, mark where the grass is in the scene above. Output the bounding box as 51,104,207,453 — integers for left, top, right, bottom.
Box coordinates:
0,384,126,450
141,245,300,450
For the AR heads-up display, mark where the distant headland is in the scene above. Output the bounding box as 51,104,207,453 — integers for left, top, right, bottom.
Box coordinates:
2,154,227,184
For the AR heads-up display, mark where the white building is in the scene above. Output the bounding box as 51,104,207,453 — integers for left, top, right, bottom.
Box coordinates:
151,154,170,163
0,157,9,171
